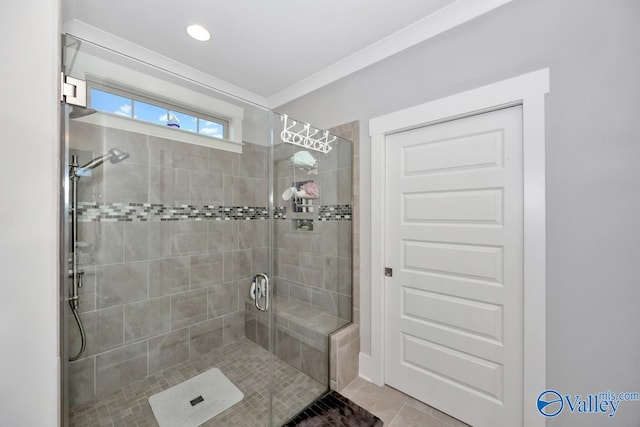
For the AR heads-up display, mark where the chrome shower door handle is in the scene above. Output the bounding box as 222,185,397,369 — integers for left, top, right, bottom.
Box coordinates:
253,273,269,312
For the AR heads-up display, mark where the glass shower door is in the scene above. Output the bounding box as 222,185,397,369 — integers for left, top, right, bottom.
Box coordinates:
269,112,354,426
60,31,353,427
61,34,276,427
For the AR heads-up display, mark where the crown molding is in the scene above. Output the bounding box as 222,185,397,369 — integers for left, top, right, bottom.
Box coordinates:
63,0,514,111
267,0,513,108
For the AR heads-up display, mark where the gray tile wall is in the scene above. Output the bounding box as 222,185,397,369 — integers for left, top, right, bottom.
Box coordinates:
327,121,361,393
244,131,355,387
272,140,353,323
328,121,360,326
68,120,356,407
67,122,268,407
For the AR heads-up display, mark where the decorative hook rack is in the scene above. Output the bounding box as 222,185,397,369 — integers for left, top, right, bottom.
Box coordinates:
280,114,336,154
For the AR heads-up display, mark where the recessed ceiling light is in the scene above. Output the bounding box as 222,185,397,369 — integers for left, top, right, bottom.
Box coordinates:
186,24,211,42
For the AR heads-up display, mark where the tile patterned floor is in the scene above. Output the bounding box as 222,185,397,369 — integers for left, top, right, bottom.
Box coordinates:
69,337,470,427
341,377,471,427
69,338,325,427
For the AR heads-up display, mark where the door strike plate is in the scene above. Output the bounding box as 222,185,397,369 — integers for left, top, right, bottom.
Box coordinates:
385,267,393,277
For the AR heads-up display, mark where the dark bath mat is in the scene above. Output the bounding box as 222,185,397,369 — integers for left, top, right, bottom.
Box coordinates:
282,390,383,427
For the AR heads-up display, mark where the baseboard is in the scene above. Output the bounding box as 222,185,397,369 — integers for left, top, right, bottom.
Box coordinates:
358,352,383,386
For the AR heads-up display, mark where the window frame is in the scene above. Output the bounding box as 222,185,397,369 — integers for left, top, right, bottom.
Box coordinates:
87,81,230,140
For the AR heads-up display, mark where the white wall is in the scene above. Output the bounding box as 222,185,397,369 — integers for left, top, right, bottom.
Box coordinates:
279,0,640,426
0,1,60,426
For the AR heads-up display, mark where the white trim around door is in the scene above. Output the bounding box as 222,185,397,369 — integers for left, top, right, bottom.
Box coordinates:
364,68,549,427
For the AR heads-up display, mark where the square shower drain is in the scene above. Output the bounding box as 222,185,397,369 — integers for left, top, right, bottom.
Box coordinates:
148,368,244,427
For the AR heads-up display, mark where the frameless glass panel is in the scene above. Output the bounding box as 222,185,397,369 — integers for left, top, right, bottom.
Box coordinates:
62,33,353,427
269,112,353,426
62,34,275,427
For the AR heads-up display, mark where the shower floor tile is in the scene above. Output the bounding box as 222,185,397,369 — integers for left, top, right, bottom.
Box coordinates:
69,338,325,427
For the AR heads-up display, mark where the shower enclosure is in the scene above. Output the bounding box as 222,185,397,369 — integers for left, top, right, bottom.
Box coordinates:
60,35,352,426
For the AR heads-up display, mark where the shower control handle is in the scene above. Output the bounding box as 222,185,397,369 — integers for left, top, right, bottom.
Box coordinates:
253,273,269,312
77,270,84,289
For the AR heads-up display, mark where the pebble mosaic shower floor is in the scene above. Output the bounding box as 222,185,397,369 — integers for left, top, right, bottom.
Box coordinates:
69,338,325,427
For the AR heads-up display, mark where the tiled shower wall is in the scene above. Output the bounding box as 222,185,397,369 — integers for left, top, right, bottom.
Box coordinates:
272,140,353,320
245,136,353,385
328,121,359,325
67,121,268,407
327,121,360,392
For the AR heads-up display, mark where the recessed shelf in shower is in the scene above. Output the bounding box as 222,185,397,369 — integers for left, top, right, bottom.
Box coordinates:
289,180,317,231
294,219,314,231
291,180,317,213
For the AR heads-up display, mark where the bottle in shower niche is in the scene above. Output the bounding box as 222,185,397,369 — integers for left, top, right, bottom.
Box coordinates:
300,181,319,212
300,198,312,213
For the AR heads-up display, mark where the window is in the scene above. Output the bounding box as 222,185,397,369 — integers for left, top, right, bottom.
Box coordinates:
89,86,228,140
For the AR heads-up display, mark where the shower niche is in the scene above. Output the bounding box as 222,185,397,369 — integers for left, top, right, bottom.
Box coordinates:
290,180,317,231
291,180,318,212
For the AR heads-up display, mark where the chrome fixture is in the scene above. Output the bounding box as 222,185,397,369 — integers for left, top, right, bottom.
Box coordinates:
281,115,336,154
60,72,88,107
71,148,130,178
69,106,97,119
68,148,129,361
252,273,270,312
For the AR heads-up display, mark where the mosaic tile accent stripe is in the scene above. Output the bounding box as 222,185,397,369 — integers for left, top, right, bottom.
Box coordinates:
318,204,352,221
76,203,352,222
274,205,352,221
77,202,269,222
274,206,287,220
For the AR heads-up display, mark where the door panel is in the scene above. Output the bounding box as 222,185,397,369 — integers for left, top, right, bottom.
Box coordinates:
403,189,504,224
385,107,523,427
402,287,503,341
403,240,503,282
401,130,504,174
402,334,504,400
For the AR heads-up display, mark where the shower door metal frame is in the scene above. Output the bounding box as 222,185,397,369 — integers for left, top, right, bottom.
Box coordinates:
59,103,72,427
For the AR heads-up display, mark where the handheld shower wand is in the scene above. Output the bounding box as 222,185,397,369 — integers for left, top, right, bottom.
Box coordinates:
68,148,129,361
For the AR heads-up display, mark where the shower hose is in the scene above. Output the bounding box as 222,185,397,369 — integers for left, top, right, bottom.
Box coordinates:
69,301,86,362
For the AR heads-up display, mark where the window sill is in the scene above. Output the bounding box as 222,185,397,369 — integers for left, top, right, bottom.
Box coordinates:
73,111,243,153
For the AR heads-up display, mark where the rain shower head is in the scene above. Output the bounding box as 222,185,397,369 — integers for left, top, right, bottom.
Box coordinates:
69,106,97,119
73,148,130,177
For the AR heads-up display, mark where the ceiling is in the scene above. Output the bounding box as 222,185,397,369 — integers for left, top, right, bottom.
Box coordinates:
62,0,509,107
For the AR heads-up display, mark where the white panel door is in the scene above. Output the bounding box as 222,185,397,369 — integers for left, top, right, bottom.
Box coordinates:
385,106,523,427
